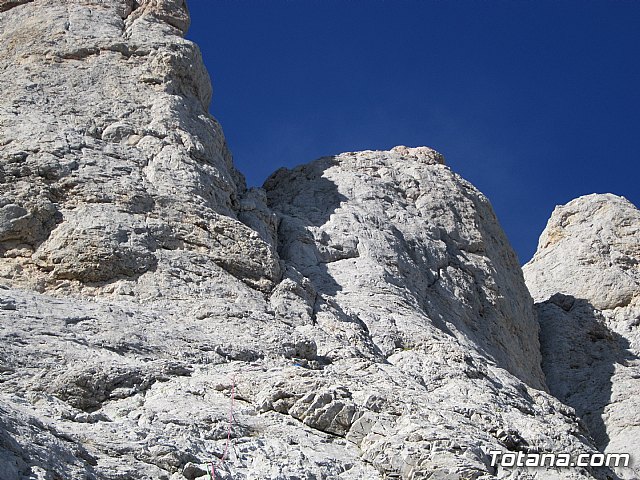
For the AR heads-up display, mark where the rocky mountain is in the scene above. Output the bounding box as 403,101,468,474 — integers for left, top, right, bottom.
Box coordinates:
524,194,640,480
0,1,637,479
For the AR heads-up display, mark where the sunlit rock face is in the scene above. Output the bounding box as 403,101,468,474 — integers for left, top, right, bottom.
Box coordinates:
0,1,632,479
265,146,545,390
0,0,280,294
525,194,640,480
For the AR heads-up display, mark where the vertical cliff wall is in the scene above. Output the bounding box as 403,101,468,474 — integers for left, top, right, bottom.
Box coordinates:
265,147,545,390
524,194,640,480
0,0,280,294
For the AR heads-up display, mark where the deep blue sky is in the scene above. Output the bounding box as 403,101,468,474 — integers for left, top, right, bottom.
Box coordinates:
186,1,640,263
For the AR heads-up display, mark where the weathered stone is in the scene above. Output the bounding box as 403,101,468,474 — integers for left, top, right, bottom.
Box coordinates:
265,147,545,389
525,193,640,480
0,0,280,293
0,1,633,479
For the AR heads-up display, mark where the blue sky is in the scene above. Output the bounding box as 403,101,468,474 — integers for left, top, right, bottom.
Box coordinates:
186,1,640,263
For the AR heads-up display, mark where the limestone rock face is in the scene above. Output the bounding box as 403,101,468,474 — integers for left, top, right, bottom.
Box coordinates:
0,181,612,480
524,194,640,479
0,1,632,479
265,147,544,390
524,194,639,311
0,0,280,294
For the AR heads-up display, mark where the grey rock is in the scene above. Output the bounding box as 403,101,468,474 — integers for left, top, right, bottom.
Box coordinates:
0,400,99,479
0,296,16,310
525,194,639,311
524,193,640,479
0,1,632,479
182,462,209,480
0,0,280,293
265,147,545,389
0,0,33,13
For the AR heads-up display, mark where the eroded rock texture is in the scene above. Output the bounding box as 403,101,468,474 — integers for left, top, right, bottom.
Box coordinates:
265,147,545,389
0,0,280,294
0,1,633,479
524,194,640,480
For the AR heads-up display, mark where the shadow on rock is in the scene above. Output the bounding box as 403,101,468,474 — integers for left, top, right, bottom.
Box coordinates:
264,156,349,297
536,293,637,451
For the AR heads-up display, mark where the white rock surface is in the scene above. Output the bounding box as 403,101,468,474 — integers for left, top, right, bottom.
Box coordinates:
0,0,280,294
0,1,631,479
0,262,613,479
524,194,640,479
265,147,545,389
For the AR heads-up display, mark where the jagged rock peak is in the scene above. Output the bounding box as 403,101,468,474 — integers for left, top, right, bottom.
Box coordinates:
389,145,446,164
265,146,446,194
129,0,191,33
266,145,545,390
0,0,190,30
340,145,446,165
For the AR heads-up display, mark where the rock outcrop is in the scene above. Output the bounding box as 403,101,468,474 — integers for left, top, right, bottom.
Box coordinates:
524,194,640,480
265,146,545,389
0,0,280,294
0,1,635,479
